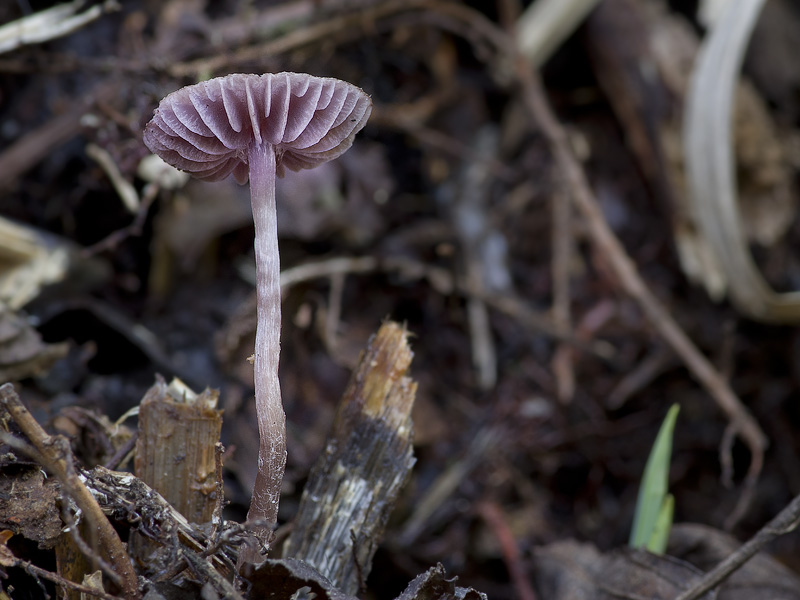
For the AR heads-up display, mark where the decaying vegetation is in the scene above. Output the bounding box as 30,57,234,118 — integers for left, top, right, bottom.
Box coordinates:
1,1,800,598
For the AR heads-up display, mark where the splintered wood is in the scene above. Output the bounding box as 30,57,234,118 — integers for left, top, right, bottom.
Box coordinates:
134,377,222,524
284,321,417,595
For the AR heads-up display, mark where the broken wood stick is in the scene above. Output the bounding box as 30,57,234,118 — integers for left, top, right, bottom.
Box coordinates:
283,321,417,595
134,377,223,524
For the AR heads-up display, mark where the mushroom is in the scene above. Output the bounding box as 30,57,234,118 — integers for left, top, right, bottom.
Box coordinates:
143,72,372,554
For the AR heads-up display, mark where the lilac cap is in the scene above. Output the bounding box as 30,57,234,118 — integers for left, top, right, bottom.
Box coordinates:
143,72,372,183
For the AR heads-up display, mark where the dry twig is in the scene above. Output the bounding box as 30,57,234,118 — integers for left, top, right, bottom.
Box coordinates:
82,184,159,257
675,492,800,600
477,501,540,600
183,549,244,600
6,556,123,600
550,186,575,404
399,427,499,546
103,431,138,471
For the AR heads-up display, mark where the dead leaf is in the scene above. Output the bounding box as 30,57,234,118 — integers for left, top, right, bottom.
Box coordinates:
532,538,716,600
669,523,800,600
0,304,68,382
0,530,16,568
0,468,62,549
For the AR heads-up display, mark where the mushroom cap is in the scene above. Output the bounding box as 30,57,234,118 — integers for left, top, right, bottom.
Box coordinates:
143,72,372,183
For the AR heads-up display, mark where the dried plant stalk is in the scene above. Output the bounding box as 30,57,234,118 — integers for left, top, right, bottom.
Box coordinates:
684,0,800,321
134,377,222,524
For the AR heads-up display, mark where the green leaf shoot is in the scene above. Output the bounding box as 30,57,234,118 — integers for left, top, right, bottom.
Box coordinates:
647,493,675,554
629,403,680,552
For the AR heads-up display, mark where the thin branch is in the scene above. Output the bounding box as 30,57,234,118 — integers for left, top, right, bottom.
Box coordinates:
675,493,800,600
550,186,575,404
61,501,123,589
82,183,158,257
477,501,539,600
103,431,138,471
12,558,124,600
16,560,124,600
85,143,139,213
183,550,245,600
168,0,510,78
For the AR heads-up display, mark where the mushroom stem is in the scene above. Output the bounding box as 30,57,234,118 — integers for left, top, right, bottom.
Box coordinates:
245,141,287,550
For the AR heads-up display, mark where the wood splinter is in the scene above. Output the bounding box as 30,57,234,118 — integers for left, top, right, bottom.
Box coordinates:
283,321,417,596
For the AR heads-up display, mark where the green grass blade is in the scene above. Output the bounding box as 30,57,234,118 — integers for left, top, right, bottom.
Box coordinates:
629,403,680,550
647,493,675,554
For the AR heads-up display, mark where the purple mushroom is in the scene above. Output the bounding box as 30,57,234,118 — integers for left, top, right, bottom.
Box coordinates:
143,73,372,555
